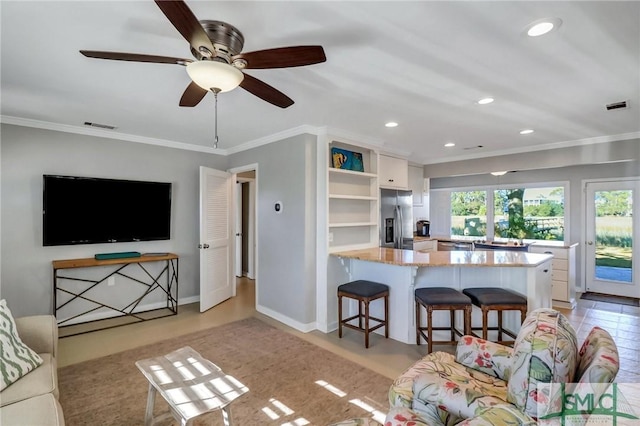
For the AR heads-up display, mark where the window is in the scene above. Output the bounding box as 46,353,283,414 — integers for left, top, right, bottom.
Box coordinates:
445,184,567,241
450,191,487,237
494,187,564,241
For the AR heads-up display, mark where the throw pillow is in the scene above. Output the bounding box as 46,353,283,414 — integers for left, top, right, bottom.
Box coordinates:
0,299,43,391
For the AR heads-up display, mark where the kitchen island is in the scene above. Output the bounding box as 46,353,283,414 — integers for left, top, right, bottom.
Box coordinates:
330,247,553,344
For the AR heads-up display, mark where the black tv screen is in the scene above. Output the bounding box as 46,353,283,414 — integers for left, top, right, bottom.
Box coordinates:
43,175,172,246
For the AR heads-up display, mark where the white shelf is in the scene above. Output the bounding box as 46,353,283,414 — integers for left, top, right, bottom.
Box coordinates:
329,222,377,228
329,194,377,200
329,168,377,179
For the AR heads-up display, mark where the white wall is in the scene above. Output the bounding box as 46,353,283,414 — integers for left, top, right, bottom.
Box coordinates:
0,124,227,317
228,133,318,330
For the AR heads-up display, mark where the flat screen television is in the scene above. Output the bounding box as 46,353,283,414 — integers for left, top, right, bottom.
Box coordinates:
43,175,172,246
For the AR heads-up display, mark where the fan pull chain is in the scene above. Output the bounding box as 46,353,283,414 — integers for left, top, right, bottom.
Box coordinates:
212,88,221,149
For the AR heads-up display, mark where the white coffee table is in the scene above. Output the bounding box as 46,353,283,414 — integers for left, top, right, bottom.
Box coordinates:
135,346,249,426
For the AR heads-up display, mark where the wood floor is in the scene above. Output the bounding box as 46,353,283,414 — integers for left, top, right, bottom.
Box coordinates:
58,277,640,383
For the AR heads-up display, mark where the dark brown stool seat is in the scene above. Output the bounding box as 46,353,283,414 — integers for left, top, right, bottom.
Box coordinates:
415,287,472,353
338,280,389,348
462,287,527,345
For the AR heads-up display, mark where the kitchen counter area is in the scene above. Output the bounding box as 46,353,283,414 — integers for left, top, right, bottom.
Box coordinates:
330,247,553,344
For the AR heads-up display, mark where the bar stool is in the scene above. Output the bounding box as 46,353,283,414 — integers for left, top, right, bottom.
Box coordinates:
462,287,528,345
415,287,472,353
338,280,389,348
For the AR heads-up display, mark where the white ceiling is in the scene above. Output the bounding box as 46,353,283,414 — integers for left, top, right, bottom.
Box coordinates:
2,1,639,164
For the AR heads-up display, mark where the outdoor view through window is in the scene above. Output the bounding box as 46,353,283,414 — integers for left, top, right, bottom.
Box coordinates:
451,187,565,241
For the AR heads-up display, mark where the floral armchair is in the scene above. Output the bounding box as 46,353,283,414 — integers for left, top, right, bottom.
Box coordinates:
384,308,619,426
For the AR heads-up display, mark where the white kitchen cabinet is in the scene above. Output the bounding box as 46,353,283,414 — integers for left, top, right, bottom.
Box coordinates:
379,154,408,189
413,239,437,252
409,165,425,206
529,243,578,309
328,141,379,253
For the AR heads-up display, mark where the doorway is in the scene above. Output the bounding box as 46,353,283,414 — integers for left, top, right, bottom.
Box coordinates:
585,179,639,298
235,171,256,279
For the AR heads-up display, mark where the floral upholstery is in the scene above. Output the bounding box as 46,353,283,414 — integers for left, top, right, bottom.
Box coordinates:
455,336,513,380
384,407,435,426
384,308,604,426
456,404,537,426
506,308,578,418
575,326,618,385
412,360,508,419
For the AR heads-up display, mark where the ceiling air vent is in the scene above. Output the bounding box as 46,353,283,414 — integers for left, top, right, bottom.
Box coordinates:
84,121,117,130
463,145,484,150
606,101,628,111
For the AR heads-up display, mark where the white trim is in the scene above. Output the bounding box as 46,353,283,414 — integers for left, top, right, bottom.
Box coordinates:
256,303,317,333
580,176,640,294
421,131,640,165
224,125,323,155
1,115,225,155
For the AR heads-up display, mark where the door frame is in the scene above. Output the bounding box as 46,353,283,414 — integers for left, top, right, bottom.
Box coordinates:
235,177,256,279
581,177,639,296
228,163,259,289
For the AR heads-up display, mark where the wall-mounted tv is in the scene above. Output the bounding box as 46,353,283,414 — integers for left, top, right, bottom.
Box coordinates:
43,175,172,246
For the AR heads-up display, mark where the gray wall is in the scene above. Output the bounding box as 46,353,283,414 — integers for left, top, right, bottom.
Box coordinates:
1,124,227,317
228,134,318,326
429,142,640,289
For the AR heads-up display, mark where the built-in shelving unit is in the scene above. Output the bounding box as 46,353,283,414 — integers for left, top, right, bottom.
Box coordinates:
328,141,379,253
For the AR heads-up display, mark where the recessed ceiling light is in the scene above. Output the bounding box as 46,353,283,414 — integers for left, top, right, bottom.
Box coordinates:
444,142,455,147
526,18,562,37
520,129,534,135
491,171,508,176
385,122,398,128
477,97,494,105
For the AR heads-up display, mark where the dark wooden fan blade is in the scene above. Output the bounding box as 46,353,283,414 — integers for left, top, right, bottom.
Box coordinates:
179,81,208,107
233,46,326,69
240,73,294,108
154,0,215,56
80,50,191,65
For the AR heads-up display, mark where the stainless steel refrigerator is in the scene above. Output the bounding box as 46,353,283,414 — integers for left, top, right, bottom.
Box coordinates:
380,188,414,249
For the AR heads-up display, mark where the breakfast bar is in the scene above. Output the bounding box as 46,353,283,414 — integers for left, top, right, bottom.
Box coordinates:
330,248,553,344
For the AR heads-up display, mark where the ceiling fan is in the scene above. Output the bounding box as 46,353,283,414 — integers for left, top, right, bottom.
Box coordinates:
79,0,326,109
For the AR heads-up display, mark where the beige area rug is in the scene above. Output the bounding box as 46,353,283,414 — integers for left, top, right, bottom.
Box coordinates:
58,317,392,425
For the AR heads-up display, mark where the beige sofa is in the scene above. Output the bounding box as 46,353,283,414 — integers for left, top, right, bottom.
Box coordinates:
0,315,65,426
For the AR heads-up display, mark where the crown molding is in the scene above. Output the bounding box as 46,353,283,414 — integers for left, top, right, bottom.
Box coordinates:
223,124,323,155
1,115,225,155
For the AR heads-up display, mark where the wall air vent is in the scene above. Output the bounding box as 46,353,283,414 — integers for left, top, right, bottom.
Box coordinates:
463,145,484,150
83,121,117,130
606,101,628,111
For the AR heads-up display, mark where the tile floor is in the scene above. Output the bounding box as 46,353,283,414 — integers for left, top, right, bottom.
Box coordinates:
58,278,640,384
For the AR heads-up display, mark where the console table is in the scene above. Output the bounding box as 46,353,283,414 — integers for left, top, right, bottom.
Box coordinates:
53,253,178,337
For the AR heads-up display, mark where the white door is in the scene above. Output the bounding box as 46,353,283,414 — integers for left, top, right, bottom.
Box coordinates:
199,166,234,312
585,180,638,298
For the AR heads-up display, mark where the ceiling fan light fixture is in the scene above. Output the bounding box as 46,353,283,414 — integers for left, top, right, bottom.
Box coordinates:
186,60,244,93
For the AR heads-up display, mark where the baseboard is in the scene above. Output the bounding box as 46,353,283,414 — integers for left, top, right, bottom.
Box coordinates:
256,304,317,333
